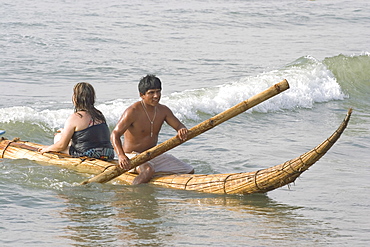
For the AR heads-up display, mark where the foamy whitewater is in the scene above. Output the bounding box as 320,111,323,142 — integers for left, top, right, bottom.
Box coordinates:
1,56,346,128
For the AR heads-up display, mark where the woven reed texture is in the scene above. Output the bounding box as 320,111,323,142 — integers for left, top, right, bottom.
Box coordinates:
0,109,351,194
82,79,290,185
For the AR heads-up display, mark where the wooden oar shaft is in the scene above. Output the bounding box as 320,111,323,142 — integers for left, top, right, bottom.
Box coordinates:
81,79,289,185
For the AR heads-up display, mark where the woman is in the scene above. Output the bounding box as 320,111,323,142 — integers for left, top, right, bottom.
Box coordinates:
39,82,114,161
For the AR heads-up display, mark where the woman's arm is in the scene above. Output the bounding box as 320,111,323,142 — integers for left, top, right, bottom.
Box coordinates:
39,113,78,154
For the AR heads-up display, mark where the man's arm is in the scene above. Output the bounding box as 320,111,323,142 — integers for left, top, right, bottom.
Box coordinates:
164,106,188,141
111,109,134,169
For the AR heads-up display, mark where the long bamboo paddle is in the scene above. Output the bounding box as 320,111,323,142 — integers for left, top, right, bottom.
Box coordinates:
81,79,290,185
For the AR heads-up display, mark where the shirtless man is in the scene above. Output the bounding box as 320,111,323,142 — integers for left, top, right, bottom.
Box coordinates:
111,75,194,184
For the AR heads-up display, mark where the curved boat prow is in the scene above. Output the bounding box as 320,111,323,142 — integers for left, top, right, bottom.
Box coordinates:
292,108,352,169
224,108,352,194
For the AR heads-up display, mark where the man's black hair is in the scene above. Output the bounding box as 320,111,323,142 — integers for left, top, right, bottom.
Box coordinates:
138,74,162,94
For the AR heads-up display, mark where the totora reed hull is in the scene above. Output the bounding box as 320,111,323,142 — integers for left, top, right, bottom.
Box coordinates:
0,109,351,195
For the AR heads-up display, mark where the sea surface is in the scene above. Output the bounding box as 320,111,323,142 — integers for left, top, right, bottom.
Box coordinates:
1,0,369,246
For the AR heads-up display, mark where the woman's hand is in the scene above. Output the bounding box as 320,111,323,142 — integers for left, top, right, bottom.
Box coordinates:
38,146,49,155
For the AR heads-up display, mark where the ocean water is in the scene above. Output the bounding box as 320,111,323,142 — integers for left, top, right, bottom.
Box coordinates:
1,0,369,246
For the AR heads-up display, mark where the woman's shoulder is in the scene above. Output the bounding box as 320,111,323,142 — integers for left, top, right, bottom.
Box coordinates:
67,111,91,126
73,110,89,117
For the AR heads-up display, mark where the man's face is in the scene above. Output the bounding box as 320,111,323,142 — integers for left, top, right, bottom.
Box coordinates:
141,89,161,106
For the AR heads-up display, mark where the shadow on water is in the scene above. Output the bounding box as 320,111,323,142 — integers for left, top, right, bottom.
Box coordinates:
1,159,337,246
56,183,334,246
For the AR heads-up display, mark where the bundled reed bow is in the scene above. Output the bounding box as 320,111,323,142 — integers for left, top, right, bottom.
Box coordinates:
80,79,290,185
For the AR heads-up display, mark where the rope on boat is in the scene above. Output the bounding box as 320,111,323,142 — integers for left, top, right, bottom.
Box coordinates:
223,174,233,194
253,170,262,191
101,164,117,173
184,176,194,190
1,141,13,158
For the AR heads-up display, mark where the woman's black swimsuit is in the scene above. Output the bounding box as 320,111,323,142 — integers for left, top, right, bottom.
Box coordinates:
69,123,114,161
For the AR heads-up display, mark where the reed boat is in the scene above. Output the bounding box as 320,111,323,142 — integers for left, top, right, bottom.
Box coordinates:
0,109,352,195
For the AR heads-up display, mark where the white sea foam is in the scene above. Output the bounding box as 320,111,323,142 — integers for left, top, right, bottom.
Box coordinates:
0,57,346,128
159,56,346,120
